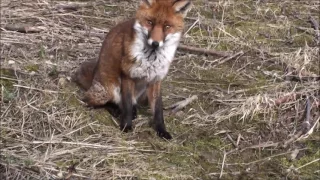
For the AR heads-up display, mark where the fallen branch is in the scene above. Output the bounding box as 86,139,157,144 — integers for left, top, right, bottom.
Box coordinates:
3,24,232,58
274,92,320,107
215,148,306,168
73,29,106,39
3,24,47,33
209,171,241,177
298,116,320,141
1,23,240,59
294,158,320,171
219,151,227,178
282,131,304,148
0,76,19,82
54,1,106,11
309,16,320,45
274,93,298,106
213,51,244,67
64,162,79,180
302,97,311,131
178,44,231,57
282,97,313,148
240,148,307,166
284,75,320,82
241,142,279,151
226,133,238,148
13,84,74,94
31,140,134,150
164,95,198,114
42,167,89,179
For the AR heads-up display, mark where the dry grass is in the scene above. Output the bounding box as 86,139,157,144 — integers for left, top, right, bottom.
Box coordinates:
1,0,319,179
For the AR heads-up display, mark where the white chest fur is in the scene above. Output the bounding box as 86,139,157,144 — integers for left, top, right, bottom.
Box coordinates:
129,22,181,82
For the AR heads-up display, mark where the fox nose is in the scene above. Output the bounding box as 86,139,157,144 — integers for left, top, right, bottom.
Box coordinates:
151,41,159,49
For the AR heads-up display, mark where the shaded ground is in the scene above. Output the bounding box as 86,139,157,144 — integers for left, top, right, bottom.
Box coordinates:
1,0,319,179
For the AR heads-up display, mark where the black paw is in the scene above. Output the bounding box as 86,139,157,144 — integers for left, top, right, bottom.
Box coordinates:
120,124,132,132
157,129,172,140
105,102,121,119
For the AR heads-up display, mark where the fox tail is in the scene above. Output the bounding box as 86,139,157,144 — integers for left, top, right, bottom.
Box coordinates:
72,60,96,91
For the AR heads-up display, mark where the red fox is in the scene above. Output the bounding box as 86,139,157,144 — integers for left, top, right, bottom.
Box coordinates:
72,0,192,139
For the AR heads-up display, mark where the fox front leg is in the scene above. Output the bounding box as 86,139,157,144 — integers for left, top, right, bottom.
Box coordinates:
119,77,135,132
147,81,172,140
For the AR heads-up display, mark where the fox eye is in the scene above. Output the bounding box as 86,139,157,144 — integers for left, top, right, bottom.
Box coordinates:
147,20,153,25
165,25,171,30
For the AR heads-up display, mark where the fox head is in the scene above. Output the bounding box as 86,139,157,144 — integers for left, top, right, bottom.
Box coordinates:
135,0,192,49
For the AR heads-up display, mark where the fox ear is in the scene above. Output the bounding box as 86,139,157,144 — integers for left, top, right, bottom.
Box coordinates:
141,0,154,7
173,0,192,17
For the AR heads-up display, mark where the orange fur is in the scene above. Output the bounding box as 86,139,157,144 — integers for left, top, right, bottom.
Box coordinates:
73,0,192,139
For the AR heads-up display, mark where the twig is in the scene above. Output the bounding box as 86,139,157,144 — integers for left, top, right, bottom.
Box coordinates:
3,24,47,33
226,134,238,148
283,97,316,147
184,18,199,36
241,142,279,151
2,23,233,59
236,134,242,146
302,97,311,132
178,44,231,57
164,95,198,114
274,91,319,107
295,158,320,171
111,117,119,126
284,75,320,82
298,116,320,141
63,121,98,136
274,93,298,106
213,51,244,67
209,171,241,176
282,131,304,148
243,148,307,166
54,1,106,11
31,140,134,150
13,84,75,94
0,76,19,81
65,162,79,180
73,29,106,39
309,16,320,45
42,167,89,179
219,151,227,178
